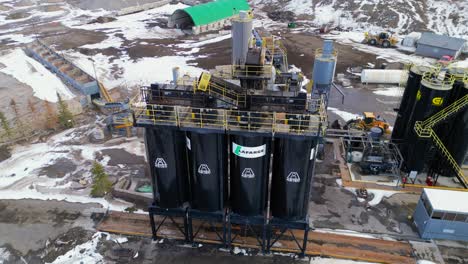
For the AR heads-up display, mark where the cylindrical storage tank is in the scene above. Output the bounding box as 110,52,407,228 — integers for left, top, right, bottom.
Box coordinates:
187,131,227,212
431,70,468,173
230,134,270,216
172,67,180,83
369,126,383,141
403,74,453,172
231,11,253,66
392,65,429,142
271,138,316,220
312,40,337,95
441,80,468,170
145,127,189,208
361,69,408,84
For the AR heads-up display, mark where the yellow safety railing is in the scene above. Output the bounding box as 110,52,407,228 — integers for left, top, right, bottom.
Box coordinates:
413,76,468,187
263,37,288,69
231,64,273,78
420,93,468,128
193,80,246,108
414,126,467,187
132,104,325,136
421,71,455,90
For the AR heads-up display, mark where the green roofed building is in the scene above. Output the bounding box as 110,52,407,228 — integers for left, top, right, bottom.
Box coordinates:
168,0,251,34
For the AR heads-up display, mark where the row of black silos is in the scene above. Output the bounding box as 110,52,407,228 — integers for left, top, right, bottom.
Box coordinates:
145,127,317,220
392,65,468,175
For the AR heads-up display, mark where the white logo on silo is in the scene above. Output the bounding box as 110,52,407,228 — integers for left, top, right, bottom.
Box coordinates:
233,143,266,158
154,158,167,169
241,168,255,178
286,172,300,183
198,164,211,175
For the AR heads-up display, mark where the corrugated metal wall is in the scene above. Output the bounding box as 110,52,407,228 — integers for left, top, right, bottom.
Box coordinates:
415,44,458,59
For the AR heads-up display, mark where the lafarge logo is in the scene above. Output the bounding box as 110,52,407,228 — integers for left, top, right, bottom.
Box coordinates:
232,143,266,158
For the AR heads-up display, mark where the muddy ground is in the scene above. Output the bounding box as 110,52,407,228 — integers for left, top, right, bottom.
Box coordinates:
0,199,100,263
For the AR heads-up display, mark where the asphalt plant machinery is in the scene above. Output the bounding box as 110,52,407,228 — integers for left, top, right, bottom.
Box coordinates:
132,12,328,256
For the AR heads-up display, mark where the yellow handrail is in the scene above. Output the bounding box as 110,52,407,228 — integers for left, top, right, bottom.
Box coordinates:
413,88,468,187
133,104,325,136
421,94,468,128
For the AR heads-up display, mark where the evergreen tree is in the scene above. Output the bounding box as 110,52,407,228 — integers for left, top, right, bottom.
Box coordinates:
0,112,12,138
44,101,57,130
56,93,74,129
10,99,26,137
90,162,113,197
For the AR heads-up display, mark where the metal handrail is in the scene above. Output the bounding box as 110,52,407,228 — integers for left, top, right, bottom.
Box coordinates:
133,104,324,135
413,91,468,187
420,94,468,128
231,65,273,77
421,71,455,90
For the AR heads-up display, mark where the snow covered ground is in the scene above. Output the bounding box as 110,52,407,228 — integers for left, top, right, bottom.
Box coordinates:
65,50,203,89
328,107,358,122
252,0,468,38
0,49,75,102
47,232,130,264
0,125,145,212
372,86,404,97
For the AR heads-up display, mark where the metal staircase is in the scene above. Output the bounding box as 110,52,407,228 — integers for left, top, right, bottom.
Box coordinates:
195,73,246,108
414,92,468,188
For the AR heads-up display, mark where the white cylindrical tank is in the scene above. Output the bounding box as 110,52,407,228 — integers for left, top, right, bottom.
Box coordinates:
351,151,363,163
231,11,253,66
361,69,408,84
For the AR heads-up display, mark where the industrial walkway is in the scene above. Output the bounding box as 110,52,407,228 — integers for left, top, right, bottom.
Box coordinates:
98,211,416,264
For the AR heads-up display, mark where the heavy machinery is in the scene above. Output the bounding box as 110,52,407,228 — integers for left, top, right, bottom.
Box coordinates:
359,143,399,175
344,112,391,134
364,32,398,48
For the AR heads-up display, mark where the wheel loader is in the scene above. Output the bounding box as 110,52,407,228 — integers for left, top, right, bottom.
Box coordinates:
364,32,398,48
343,112,391,134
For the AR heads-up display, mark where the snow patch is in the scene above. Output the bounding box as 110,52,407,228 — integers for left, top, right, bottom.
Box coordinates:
367,189,397,206
328,107,358,122
233,247,247,255
65,51,203,89
372,86,404,97
63,3,188,41
416,261,437,264
0,49,74,102
177,34,232,49
47,233,103,263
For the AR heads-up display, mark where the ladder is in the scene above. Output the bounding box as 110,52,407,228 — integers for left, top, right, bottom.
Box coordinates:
414,93,468,188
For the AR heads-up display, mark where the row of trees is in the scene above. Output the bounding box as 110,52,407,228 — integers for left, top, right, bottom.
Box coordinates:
0,93,74,141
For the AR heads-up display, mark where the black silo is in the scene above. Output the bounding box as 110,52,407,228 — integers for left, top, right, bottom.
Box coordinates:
392,66,429,143
186,131,228,212
145,127,189,208
270,137,316,220
229,134,270,216
403,75,453,173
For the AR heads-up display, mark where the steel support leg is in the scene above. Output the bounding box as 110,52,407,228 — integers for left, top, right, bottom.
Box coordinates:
300,227,309,258
149,212,157,241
